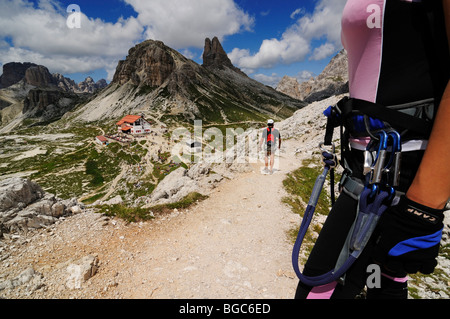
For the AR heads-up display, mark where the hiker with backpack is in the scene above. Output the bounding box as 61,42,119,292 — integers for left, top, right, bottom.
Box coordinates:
259,119,281,174
293,0,450,299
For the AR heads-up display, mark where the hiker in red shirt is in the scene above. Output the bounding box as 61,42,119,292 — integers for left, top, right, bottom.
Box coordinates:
259,119,281,174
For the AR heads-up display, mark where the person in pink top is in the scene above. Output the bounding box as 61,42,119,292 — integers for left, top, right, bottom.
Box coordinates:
295,0,450,299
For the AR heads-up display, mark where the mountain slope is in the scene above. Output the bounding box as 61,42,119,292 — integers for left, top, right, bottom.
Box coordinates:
72,38,306,125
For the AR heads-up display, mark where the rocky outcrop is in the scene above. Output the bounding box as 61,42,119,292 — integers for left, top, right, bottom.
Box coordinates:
203,37,246,76
276,76,303,101
277,49,349,103
52,73,78,92
80,78,107,93
0,62,39,89
147,161,254,206
22,88,81,124
149,163,220,205
112,40,176,87
23,65,56,87
0,178,84,236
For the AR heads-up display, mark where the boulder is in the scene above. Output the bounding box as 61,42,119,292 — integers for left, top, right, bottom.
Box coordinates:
149,162,220,205
66,255,99,290
0,178,83,235
0,178,44,212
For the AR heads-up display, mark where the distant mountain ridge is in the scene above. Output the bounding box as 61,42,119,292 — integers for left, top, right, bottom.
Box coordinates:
276,49,349,103
0,62,106,132
0,62,108,94
77,36,305,125
1,37,306,131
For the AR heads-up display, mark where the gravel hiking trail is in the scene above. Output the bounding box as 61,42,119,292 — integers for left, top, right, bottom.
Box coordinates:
100,138,302,299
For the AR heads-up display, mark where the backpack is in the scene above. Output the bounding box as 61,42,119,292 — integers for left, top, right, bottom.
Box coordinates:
266,127,275,148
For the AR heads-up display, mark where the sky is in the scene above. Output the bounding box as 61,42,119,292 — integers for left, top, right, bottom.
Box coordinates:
0,0,347,87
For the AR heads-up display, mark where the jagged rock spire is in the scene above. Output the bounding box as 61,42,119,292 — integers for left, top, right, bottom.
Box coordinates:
202,37,235,70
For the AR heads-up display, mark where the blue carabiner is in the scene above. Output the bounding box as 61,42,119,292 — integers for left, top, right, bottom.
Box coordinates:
384,131,401,168
382,130,402,187
389,131,401,153
372,131,388,165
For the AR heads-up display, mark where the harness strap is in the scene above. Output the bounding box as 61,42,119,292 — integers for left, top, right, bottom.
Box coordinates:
337,97,433,137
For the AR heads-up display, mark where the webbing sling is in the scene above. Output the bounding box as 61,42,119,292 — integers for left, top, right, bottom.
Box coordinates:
291,169,392,286
292,135,397,287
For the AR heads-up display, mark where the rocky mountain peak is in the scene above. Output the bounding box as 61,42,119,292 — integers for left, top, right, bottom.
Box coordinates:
0,63,57,88
77,37,305,124
0,62,38,89
24,65,56,87
203,37,233,69
202,37,246,76
112,40,178,87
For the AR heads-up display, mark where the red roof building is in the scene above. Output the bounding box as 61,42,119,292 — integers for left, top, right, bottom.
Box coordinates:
96,136,108,145
116,115,151,135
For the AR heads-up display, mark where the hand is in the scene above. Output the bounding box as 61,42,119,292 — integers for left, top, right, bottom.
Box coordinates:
372,196,445,275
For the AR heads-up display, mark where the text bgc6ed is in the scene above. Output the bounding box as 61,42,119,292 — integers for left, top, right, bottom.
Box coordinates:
224,303,271,315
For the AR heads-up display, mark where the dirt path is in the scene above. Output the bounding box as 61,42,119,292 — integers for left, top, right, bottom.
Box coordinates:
95,138,302,299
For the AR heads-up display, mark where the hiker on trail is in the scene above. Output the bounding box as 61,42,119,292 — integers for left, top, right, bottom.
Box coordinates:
294,0,450,299
259,119,281,174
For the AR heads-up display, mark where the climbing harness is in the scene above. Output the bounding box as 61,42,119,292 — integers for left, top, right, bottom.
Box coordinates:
292,129,402,287
292,0,448,289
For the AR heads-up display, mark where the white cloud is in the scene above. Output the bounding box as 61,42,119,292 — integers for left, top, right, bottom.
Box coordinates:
229,0,346,72
124,0,254,49
229,34,310,70
290,8,303,20
310,43,337,61
253,73,282,88
0,0,143,81
0,0,255,81
295,70,315,83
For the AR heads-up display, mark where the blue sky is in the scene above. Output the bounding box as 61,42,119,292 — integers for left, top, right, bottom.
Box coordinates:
0,0,347,87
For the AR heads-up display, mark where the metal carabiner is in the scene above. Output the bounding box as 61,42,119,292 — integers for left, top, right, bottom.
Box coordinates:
370,131,388,185
319,142,339,169
385,131,402,187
